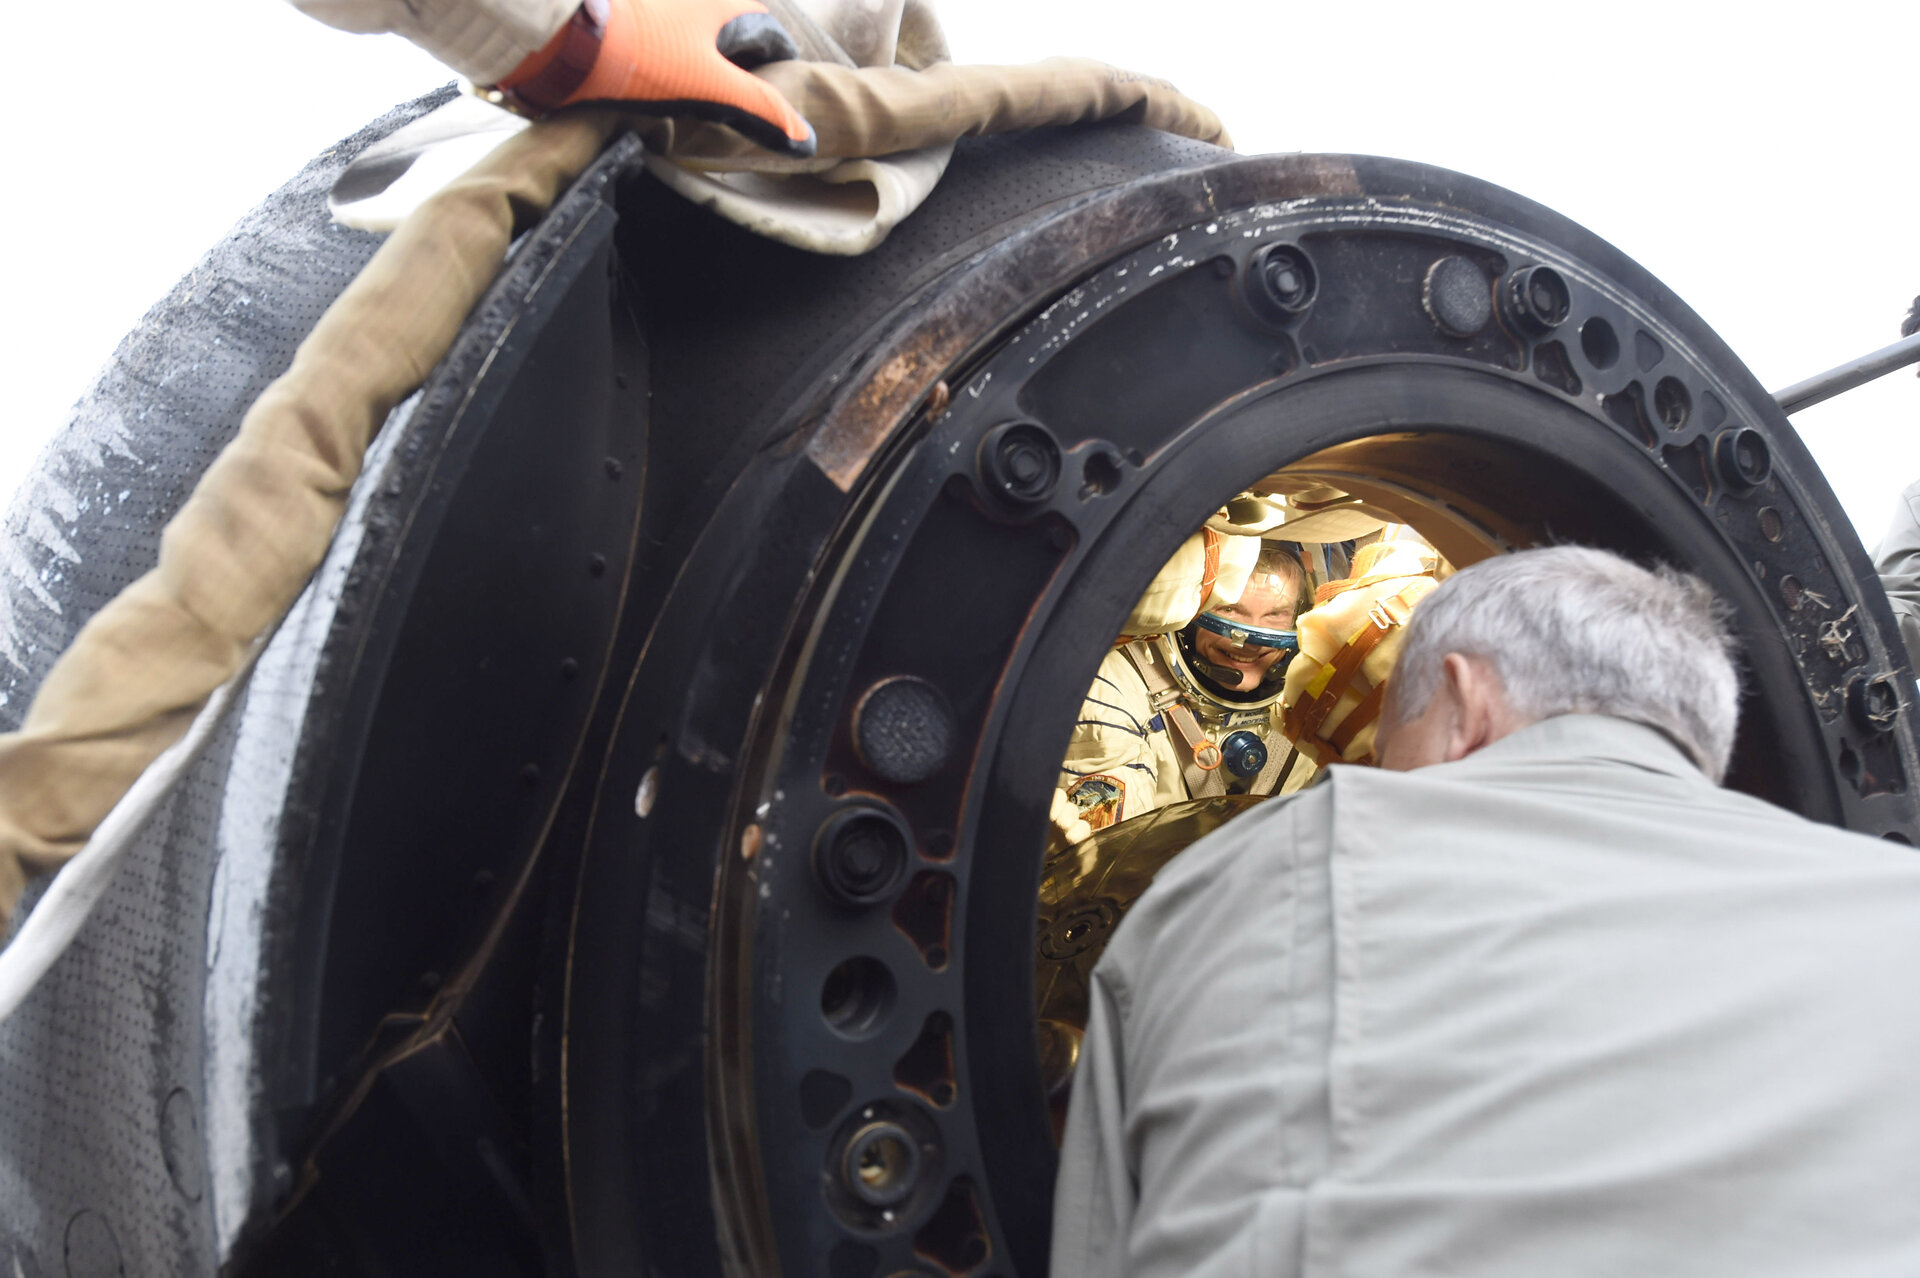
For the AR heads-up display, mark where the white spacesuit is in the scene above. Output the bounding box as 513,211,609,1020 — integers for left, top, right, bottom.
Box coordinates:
1051,506,1328,849
1053,581,1306,843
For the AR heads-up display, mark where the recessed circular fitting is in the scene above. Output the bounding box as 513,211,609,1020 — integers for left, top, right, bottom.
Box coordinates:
1579,316,1620,370
1422,255,1492,337
842,1121,923,1208
1244,242,1318,323
977,420,1061,508
822,1103,944,1233
1848,675,1901,735
814,806,911,906
1500,265,1570,335
821,956,896,1038
854,676,955,785
1654,376,1691,430
1715,426,1772,491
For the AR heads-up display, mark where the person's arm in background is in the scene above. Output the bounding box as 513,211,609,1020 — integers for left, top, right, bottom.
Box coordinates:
1875,481,1920,673
1872,298,1920,672
1053,650,1171,848
284,0,814,154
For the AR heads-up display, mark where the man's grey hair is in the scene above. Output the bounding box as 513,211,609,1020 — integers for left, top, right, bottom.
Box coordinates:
1387,546,1741,780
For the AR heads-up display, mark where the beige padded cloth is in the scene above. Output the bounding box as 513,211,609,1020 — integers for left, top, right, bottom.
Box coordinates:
0,112,619,925
1280,539,1444,766
615,0,1225,253
655,56,1230,163
636,55,1226,254
334,0,1227,253
637,53,1228,253
2,17,1234,923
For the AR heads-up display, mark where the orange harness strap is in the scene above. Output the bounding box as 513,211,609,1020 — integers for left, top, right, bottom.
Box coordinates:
1328,679,1390,757
1197,528,1223,611
1283,584,1427,764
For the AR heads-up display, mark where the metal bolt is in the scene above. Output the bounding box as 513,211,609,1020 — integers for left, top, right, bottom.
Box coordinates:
634,766,660,818
1715,426,1772,491
1245,242,1318,322
1500,265,1570,334
924,379,951,422
841,1121,921,1208
815,808,909,906
977,420,1062,508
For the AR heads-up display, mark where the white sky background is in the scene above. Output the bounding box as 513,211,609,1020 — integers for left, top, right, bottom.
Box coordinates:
2,1,1915,544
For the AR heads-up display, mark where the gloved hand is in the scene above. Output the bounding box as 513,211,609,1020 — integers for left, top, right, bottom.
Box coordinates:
497,0,816,157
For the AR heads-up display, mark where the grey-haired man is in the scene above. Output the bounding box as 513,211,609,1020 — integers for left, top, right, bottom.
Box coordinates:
1870,296,1920,669
1052,545,1920,1278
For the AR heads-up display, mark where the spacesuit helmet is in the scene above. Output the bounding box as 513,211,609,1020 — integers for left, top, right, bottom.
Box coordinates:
1165,543,1306,706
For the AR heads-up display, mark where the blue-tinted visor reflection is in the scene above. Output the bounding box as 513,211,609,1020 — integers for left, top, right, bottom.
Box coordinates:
1194,611,1299,652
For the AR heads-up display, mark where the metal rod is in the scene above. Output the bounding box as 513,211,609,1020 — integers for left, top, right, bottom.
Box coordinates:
1773,331,1920,415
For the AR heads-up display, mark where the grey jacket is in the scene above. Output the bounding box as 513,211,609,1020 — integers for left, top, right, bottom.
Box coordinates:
1052,714,1920,1277
1874,477,1920,671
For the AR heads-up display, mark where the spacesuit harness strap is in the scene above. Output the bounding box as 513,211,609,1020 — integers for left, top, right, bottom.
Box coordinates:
1120,640,1224,775
1283,583,1426,765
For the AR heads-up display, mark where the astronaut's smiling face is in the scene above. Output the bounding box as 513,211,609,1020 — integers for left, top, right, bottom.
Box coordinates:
1192,576,1296,691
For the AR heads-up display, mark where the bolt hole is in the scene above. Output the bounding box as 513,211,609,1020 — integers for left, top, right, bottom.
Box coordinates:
1579,316,1619,370
844,1123,921,1207
1758,507,1784,543
1850,675,1901,735
1839,743,1863,789
1079,449,1124,500
1654,376,1691,431
821,957,895,1039
1780,575,1803,611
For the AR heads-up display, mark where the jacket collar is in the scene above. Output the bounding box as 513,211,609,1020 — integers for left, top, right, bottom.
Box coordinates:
1461,713,1705,782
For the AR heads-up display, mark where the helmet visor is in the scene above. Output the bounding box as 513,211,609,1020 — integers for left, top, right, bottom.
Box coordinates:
1193,611,1299,653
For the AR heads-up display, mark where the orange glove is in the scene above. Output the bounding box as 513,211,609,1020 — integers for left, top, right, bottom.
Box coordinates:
496,0,816,157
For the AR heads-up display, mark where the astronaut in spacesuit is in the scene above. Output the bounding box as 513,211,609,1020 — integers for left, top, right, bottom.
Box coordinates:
1051,533,1313,849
